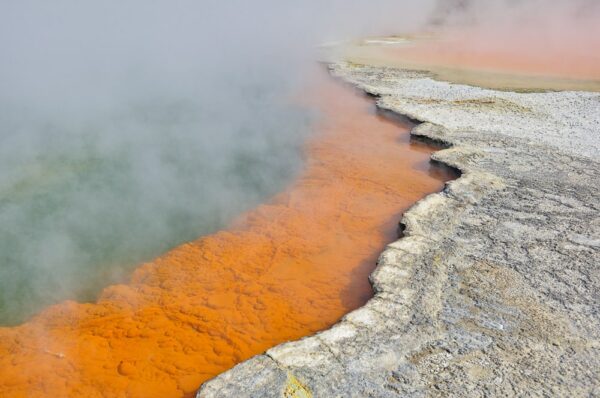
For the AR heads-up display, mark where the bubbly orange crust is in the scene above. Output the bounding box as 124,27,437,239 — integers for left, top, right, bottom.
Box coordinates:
0,76,452,398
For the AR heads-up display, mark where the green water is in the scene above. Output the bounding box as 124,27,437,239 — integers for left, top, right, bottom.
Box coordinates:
0,94,314,325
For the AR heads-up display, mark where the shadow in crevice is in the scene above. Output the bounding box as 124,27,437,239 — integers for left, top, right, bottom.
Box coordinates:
337,95,460,313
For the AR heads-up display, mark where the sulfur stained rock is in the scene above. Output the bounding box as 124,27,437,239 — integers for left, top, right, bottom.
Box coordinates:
284,373,312,398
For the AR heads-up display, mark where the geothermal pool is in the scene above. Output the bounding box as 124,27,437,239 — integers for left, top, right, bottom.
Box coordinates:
337,33,600,92
0,74,455,397
0,79,312,326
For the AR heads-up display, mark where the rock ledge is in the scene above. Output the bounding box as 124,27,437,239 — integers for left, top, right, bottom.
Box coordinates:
198,63,600,397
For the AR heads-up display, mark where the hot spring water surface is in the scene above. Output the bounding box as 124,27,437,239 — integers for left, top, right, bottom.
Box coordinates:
0,80,313,325
0,74,456,397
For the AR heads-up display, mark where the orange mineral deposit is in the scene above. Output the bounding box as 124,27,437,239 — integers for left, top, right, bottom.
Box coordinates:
0,74,455,397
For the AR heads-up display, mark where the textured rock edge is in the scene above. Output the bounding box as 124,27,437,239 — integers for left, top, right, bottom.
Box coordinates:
197,63,600,397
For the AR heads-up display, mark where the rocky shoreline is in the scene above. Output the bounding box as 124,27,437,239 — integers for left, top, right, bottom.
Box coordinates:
197,62,600,397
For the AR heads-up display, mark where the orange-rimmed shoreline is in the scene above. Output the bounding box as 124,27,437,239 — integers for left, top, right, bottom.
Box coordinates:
335,32,600,92
0,73,455,398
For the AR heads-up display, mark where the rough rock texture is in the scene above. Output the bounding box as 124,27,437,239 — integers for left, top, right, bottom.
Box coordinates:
198,63,600,397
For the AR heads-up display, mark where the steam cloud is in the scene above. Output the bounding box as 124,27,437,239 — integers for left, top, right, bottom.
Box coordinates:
2,0,596,325
0,1,435,324
431,0,600,26
429,0,600,71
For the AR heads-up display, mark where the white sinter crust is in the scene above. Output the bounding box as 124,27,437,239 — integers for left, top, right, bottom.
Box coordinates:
197,62,600,397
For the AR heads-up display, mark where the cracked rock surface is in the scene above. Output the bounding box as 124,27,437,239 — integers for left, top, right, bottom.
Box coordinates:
197,63,600,397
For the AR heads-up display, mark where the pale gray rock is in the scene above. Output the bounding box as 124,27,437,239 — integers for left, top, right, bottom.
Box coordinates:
198,63,600,397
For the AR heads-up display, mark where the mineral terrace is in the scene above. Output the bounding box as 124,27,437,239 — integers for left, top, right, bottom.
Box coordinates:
197,62,600,397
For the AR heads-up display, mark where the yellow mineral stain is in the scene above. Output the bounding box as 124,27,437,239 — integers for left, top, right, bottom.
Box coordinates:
284,373,312,398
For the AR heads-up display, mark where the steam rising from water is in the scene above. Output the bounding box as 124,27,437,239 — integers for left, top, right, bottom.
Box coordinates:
0,1,435,324
1,0,596,325
429,0,600,80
